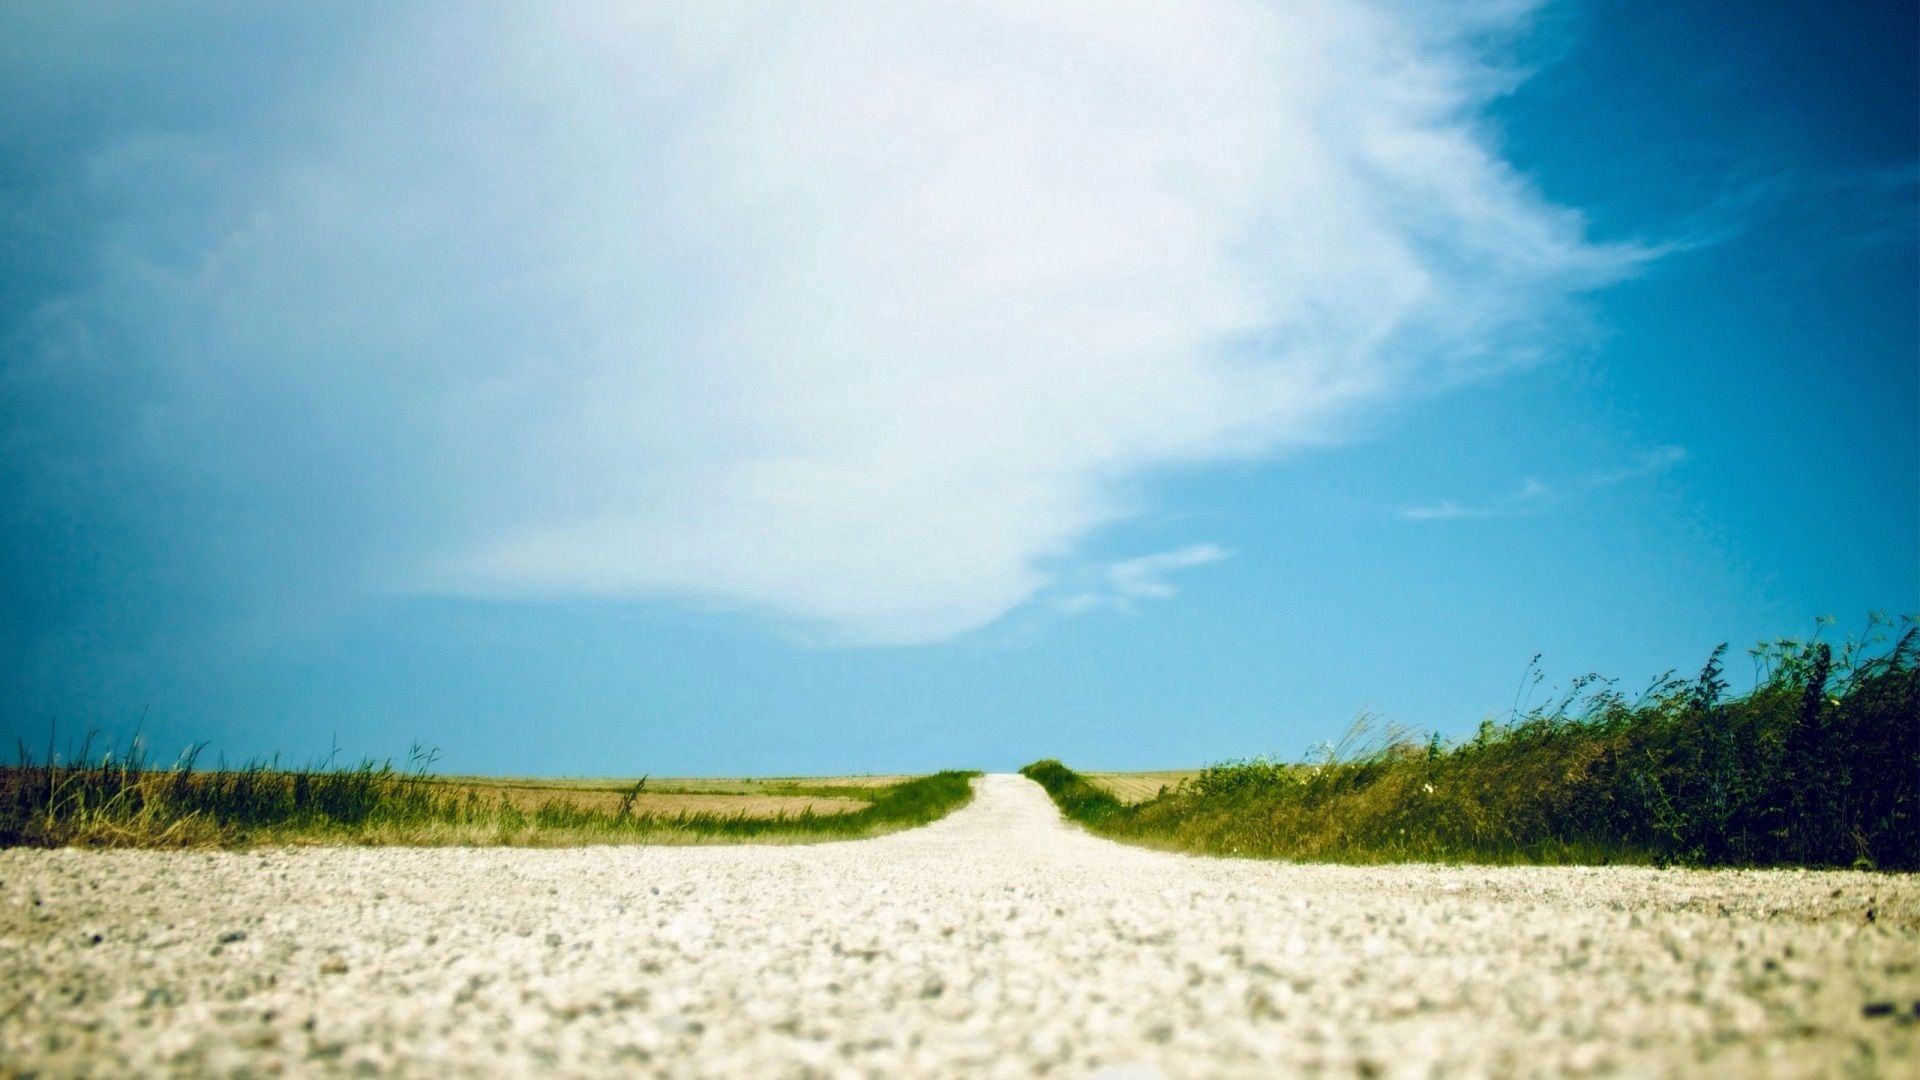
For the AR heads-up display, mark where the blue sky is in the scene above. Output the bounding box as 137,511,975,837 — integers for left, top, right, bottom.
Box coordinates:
3,1,1914,776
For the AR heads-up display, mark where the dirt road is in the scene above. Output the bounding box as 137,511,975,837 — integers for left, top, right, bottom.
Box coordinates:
3,774,1915,1076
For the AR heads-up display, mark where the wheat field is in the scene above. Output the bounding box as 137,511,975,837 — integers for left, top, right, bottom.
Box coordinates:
1082,771,1202,804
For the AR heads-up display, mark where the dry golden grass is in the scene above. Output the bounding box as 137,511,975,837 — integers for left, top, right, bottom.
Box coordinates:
429,781,865,817
649,775,910,794
419,776,895,817
432,774,907,793
1083,771,1203,804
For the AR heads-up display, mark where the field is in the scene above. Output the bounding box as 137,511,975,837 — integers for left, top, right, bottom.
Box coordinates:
421,775,914,817
1082,771,1203,804
432,774,912,794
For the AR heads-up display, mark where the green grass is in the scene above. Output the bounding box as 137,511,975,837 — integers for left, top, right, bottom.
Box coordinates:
0,738,978,849
1027,618,1919,870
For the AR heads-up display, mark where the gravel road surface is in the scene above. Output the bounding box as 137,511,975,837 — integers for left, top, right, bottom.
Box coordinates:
4,774,1916,1077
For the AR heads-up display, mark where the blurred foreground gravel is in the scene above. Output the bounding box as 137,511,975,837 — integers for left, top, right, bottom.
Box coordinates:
3,774,1917,1077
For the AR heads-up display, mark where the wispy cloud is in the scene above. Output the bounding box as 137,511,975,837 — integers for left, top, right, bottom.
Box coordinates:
1657,160,1920,266
1057,544,1232,615
2,2,1640,645
1400,498,1510,522
1581,445,1688,487
1399,446,1686,521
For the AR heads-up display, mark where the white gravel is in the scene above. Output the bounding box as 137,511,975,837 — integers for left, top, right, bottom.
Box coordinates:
3,773,1916,1077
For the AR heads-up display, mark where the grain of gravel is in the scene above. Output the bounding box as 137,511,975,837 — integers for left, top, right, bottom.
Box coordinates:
3,774,1915,1077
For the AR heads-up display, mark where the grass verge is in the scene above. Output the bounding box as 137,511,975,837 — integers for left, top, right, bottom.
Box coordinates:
0,742,978,849
1026,621,1918,870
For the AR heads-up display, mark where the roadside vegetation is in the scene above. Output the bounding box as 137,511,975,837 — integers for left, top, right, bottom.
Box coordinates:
1028,619,1919,870
0,739,977,848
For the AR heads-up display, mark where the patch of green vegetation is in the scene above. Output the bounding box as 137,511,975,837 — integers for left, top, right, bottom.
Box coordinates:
0,738,977,849
467,771,977,847
1018,759,1129,826
1027,618,1919,870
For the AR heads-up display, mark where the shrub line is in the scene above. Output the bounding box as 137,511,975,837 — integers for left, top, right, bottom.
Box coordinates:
1026,623,1917,871
1,741,979,850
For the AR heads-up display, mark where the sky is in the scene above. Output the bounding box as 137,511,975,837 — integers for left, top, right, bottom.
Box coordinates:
2,0,1915,776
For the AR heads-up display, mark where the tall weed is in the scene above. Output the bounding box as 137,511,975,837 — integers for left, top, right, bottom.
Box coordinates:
1026,619,1918,869
1,733,976,849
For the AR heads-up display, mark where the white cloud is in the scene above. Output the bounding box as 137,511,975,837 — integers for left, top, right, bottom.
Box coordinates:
1399,446,1685,521
23,1,1639,644
1399,499,1490,522
1056,543,1232,615
1582,445,1688,487
1109,544,1234,601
